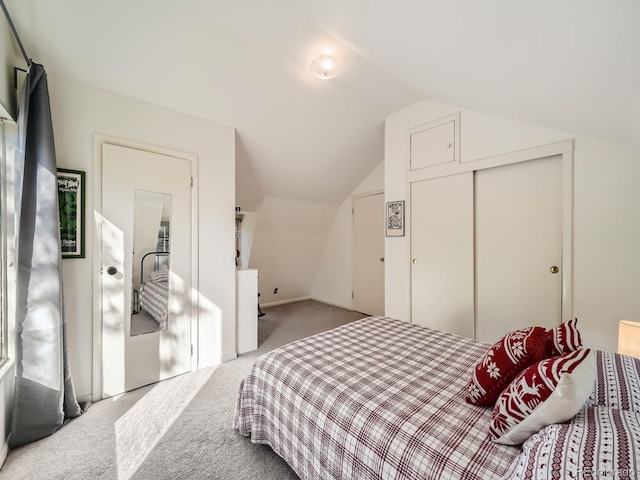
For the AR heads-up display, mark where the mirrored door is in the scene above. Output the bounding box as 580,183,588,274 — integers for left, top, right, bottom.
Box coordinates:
101,143,192,397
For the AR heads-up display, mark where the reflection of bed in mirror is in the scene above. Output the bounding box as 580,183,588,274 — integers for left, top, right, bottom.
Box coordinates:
132,251,169,334
131,190,171,336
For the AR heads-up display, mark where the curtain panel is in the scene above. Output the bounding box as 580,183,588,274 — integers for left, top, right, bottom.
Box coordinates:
10,63,82,448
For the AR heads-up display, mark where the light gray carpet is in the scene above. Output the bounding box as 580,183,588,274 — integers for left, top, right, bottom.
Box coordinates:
0,300,366,480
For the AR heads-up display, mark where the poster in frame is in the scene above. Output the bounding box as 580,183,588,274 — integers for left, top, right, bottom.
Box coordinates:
385,200,405,237
57,168,85,258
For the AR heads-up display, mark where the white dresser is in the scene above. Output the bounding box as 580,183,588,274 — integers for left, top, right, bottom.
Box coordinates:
236,268,258,354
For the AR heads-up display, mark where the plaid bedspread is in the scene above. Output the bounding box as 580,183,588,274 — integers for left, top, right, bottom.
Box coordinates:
139,281,168,330
234,317,519,479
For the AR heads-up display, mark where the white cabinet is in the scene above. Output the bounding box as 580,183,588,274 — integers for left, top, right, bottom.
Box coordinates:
409,113,459,171
236,268,258,354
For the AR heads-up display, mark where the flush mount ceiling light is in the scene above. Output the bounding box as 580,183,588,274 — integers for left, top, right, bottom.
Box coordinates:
309,54,341,80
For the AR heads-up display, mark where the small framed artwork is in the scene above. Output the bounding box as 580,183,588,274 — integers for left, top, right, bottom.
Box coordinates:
57,168,85,258
386,200,405,237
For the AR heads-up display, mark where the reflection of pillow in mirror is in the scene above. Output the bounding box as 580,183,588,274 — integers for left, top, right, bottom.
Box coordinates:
149,269,169,283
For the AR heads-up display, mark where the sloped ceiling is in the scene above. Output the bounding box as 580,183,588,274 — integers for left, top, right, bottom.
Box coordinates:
5,0,639,207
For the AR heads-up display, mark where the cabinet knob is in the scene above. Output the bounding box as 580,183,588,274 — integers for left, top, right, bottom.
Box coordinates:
412,259,418,264
447,143,452,149
550,266,559,274
380,257,385,262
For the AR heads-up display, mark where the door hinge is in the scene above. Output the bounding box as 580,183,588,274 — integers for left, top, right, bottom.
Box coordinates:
352,291,354,298
190,345,194,356
190,177,193,187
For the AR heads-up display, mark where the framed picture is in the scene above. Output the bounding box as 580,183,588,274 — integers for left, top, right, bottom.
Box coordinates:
386,200,405,237
57,168,85,258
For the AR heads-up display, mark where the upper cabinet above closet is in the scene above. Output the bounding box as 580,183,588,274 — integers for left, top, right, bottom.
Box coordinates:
409,112,460,171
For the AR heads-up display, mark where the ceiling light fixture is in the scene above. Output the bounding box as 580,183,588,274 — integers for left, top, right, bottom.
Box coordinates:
309,54,341,80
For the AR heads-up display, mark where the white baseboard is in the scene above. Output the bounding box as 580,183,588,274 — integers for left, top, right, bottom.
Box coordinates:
220,352,237,363
77,394,93,404
308,297,353,311
261,296,311,308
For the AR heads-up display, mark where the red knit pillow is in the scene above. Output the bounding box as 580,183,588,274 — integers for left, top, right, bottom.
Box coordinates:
489,348,595,445
466,326,548,407
545,318,585,357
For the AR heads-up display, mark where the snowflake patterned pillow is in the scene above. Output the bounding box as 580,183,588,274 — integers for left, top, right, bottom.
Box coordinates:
489,348,596,445
466,326,548,407
545,318,586,357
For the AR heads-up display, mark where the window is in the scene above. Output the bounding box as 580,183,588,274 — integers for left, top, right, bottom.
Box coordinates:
0,119,17,361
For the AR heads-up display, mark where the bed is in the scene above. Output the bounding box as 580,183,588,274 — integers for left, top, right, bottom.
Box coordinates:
138,271,169,330
234,316,640,479
133,251,170,330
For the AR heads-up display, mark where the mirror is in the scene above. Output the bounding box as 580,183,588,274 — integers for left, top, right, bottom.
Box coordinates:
130,190,171,336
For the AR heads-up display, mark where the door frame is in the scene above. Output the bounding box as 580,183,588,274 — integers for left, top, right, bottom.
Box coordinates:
406,139,574,330
91,134,199,402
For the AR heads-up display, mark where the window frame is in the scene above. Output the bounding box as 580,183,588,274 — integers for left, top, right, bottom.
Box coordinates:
0,118,17,365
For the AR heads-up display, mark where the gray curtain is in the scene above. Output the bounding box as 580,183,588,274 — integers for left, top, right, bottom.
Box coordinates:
10,63,83,448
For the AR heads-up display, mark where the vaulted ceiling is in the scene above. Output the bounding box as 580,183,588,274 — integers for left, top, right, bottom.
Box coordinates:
6,0,639,207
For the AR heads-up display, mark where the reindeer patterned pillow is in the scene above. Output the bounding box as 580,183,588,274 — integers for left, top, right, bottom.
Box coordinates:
466,326,548,407
489,348,596,445
545,318,586,357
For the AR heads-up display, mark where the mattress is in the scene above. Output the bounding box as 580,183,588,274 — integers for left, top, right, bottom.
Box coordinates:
234,316,519,479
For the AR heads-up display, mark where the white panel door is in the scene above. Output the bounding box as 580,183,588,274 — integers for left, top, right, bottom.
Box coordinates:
101,143,192,397
353,193,385,316
475,155,562,344
411,173,474,337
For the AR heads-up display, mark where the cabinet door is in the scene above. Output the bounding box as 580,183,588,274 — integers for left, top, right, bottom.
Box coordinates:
411,173,474,337
410,121,455,170
475,155,562,343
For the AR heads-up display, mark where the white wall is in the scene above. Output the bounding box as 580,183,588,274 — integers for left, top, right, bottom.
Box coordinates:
48,75,236,399
249,196,337,306
311,162,384,308
572,138,640,350
385,98,640,353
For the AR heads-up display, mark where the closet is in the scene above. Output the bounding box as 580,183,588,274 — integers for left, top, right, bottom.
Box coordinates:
410,154,564,343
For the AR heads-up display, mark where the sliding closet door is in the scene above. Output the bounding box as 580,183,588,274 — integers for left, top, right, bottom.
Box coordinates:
475,155,562,343
411,173,474,338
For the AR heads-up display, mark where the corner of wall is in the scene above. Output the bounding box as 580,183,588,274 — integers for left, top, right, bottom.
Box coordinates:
311,160,385,309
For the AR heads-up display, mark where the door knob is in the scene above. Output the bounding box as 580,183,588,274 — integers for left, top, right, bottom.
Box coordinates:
380,257,385,262
549,266,559,274
106,266,118,275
